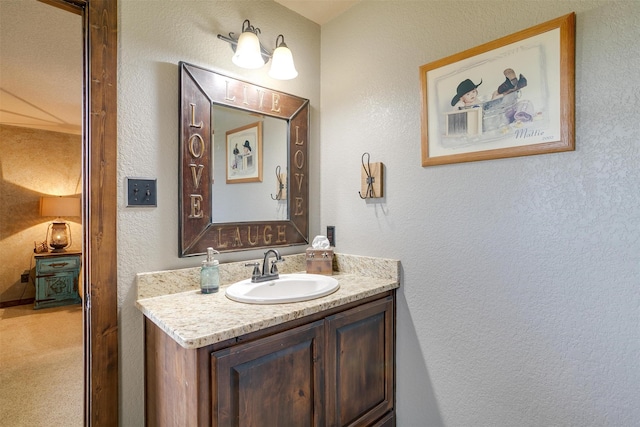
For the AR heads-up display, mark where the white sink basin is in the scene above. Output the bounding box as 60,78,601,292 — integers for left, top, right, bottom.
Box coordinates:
225,273,340,304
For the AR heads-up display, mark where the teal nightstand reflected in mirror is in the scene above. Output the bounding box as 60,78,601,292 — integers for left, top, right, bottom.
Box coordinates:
33,251,82,310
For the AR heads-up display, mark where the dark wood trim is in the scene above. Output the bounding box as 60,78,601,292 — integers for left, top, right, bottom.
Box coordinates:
38,0,83,15
145,320,203,426
0,298,36,309
84,0,119,425
23,0,118,424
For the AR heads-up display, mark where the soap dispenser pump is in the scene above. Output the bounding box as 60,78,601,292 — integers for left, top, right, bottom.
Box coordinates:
200,247,220,294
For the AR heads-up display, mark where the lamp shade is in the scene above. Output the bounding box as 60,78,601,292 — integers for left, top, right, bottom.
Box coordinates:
269,36,298,80
40,196,81,217
232,31,265,69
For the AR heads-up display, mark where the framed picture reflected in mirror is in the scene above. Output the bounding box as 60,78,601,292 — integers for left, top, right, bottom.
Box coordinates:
225,121,263,184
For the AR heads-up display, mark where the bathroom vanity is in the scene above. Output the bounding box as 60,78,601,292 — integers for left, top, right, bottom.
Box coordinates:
137,253,399,427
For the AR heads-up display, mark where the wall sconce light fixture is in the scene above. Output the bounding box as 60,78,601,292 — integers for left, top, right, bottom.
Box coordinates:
231,20,267,69
269,35,298,80
217,20,298,80
40,196,81,252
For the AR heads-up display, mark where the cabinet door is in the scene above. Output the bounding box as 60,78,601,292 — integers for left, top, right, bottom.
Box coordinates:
34,272,80,309
212,320,325,427
40,273,76,298
325,296,394,427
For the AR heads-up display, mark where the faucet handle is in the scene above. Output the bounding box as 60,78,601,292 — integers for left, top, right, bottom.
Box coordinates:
270,263,278,275
270,257,285,274
245,262,260,279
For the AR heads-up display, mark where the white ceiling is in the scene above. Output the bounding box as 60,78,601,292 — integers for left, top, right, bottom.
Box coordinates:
0,1,355,136
0,0,83,135
274,0,359,25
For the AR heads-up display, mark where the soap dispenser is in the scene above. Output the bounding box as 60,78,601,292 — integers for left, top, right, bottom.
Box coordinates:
200,247,220,294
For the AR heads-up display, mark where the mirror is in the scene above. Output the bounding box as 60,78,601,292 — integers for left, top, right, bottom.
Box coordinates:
179,62,309,256
212,106,288,222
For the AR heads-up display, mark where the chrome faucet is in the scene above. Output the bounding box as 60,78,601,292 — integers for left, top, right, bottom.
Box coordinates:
245,249,285,283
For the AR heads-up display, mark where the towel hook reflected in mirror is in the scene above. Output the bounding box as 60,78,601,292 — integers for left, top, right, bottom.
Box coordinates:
271,165,287,200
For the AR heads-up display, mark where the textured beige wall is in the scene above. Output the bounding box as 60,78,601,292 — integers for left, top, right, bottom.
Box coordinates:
117,1,639,425
0,125,81,303
117,1,321,424
321,1,640,426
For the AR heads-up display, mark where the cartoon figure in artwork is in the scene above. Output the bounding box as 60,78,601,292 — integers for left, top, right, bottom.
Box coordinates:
242,140,252,155
242,140,253,169
451,78,483,109
491,68,533,123
232,143,240,169
492,68,527,99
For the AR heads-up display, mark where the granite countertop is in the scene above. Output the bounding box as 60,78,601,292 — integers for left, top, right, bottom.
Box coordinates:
136,253,400,349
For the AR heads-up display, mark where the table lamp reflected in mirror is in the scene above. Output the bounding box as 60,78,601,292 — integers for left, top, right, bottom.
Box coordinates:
40,196,81,252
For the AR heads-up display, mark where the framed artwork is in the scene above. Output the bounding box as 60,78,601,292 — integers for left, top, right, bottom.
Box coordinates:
420,13,575,166
226,121,263,183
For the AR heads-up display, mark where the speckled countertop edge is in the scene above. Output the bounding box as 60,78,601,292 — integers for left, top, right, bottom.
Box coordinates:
136,253,400,349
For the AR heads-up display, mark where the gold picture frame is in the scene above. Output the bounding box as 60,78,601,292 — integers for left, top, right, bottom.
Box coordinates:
225,121,263,184
420,13,575,166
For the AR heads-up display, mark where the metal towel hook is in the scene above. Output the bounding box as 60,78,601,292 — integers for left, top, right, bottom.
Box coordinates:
358,152,375,199
271,165,285,200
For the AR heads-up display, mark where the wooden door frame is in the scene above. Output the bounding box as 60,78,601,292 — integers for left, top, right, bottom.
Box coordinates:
84,1,118,424
43,0,119,425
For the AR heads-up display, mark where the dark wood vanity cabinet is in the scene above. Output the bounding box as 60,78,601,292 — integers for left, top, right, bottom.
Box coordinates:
145,293,395,427
325,297,395,426
212,320,326,426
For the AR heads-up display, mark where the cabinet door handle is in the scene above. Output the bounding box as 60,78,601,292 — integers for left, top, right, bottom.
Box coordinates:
49,262,69,268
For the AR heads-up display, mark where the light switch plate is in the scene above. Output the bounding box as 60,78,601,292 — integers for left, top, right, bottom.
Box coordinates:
326,226,336,247
126,178,157,207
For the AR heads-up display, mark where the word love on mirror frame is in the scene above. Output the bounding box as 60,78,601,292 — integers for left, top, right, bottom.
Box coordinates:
179,62,310,256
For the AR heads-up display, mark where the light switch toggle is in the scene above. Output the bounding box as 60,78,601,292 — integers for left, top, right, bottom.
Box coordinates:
359,152,384,199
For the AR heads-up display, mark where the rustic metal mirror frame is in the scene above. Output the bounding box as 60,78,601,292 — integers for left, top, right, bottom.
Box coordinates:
179,62,309,256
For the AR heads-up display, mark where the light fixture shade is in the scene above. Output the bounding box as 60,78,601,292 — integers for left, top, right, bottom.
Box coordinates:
232,31,265,69
40,196,81,217
269,36,298,80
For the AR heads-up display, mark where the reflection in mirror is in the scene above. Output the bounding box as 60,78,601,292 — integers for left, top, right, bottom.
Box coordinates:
212,106,288,223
